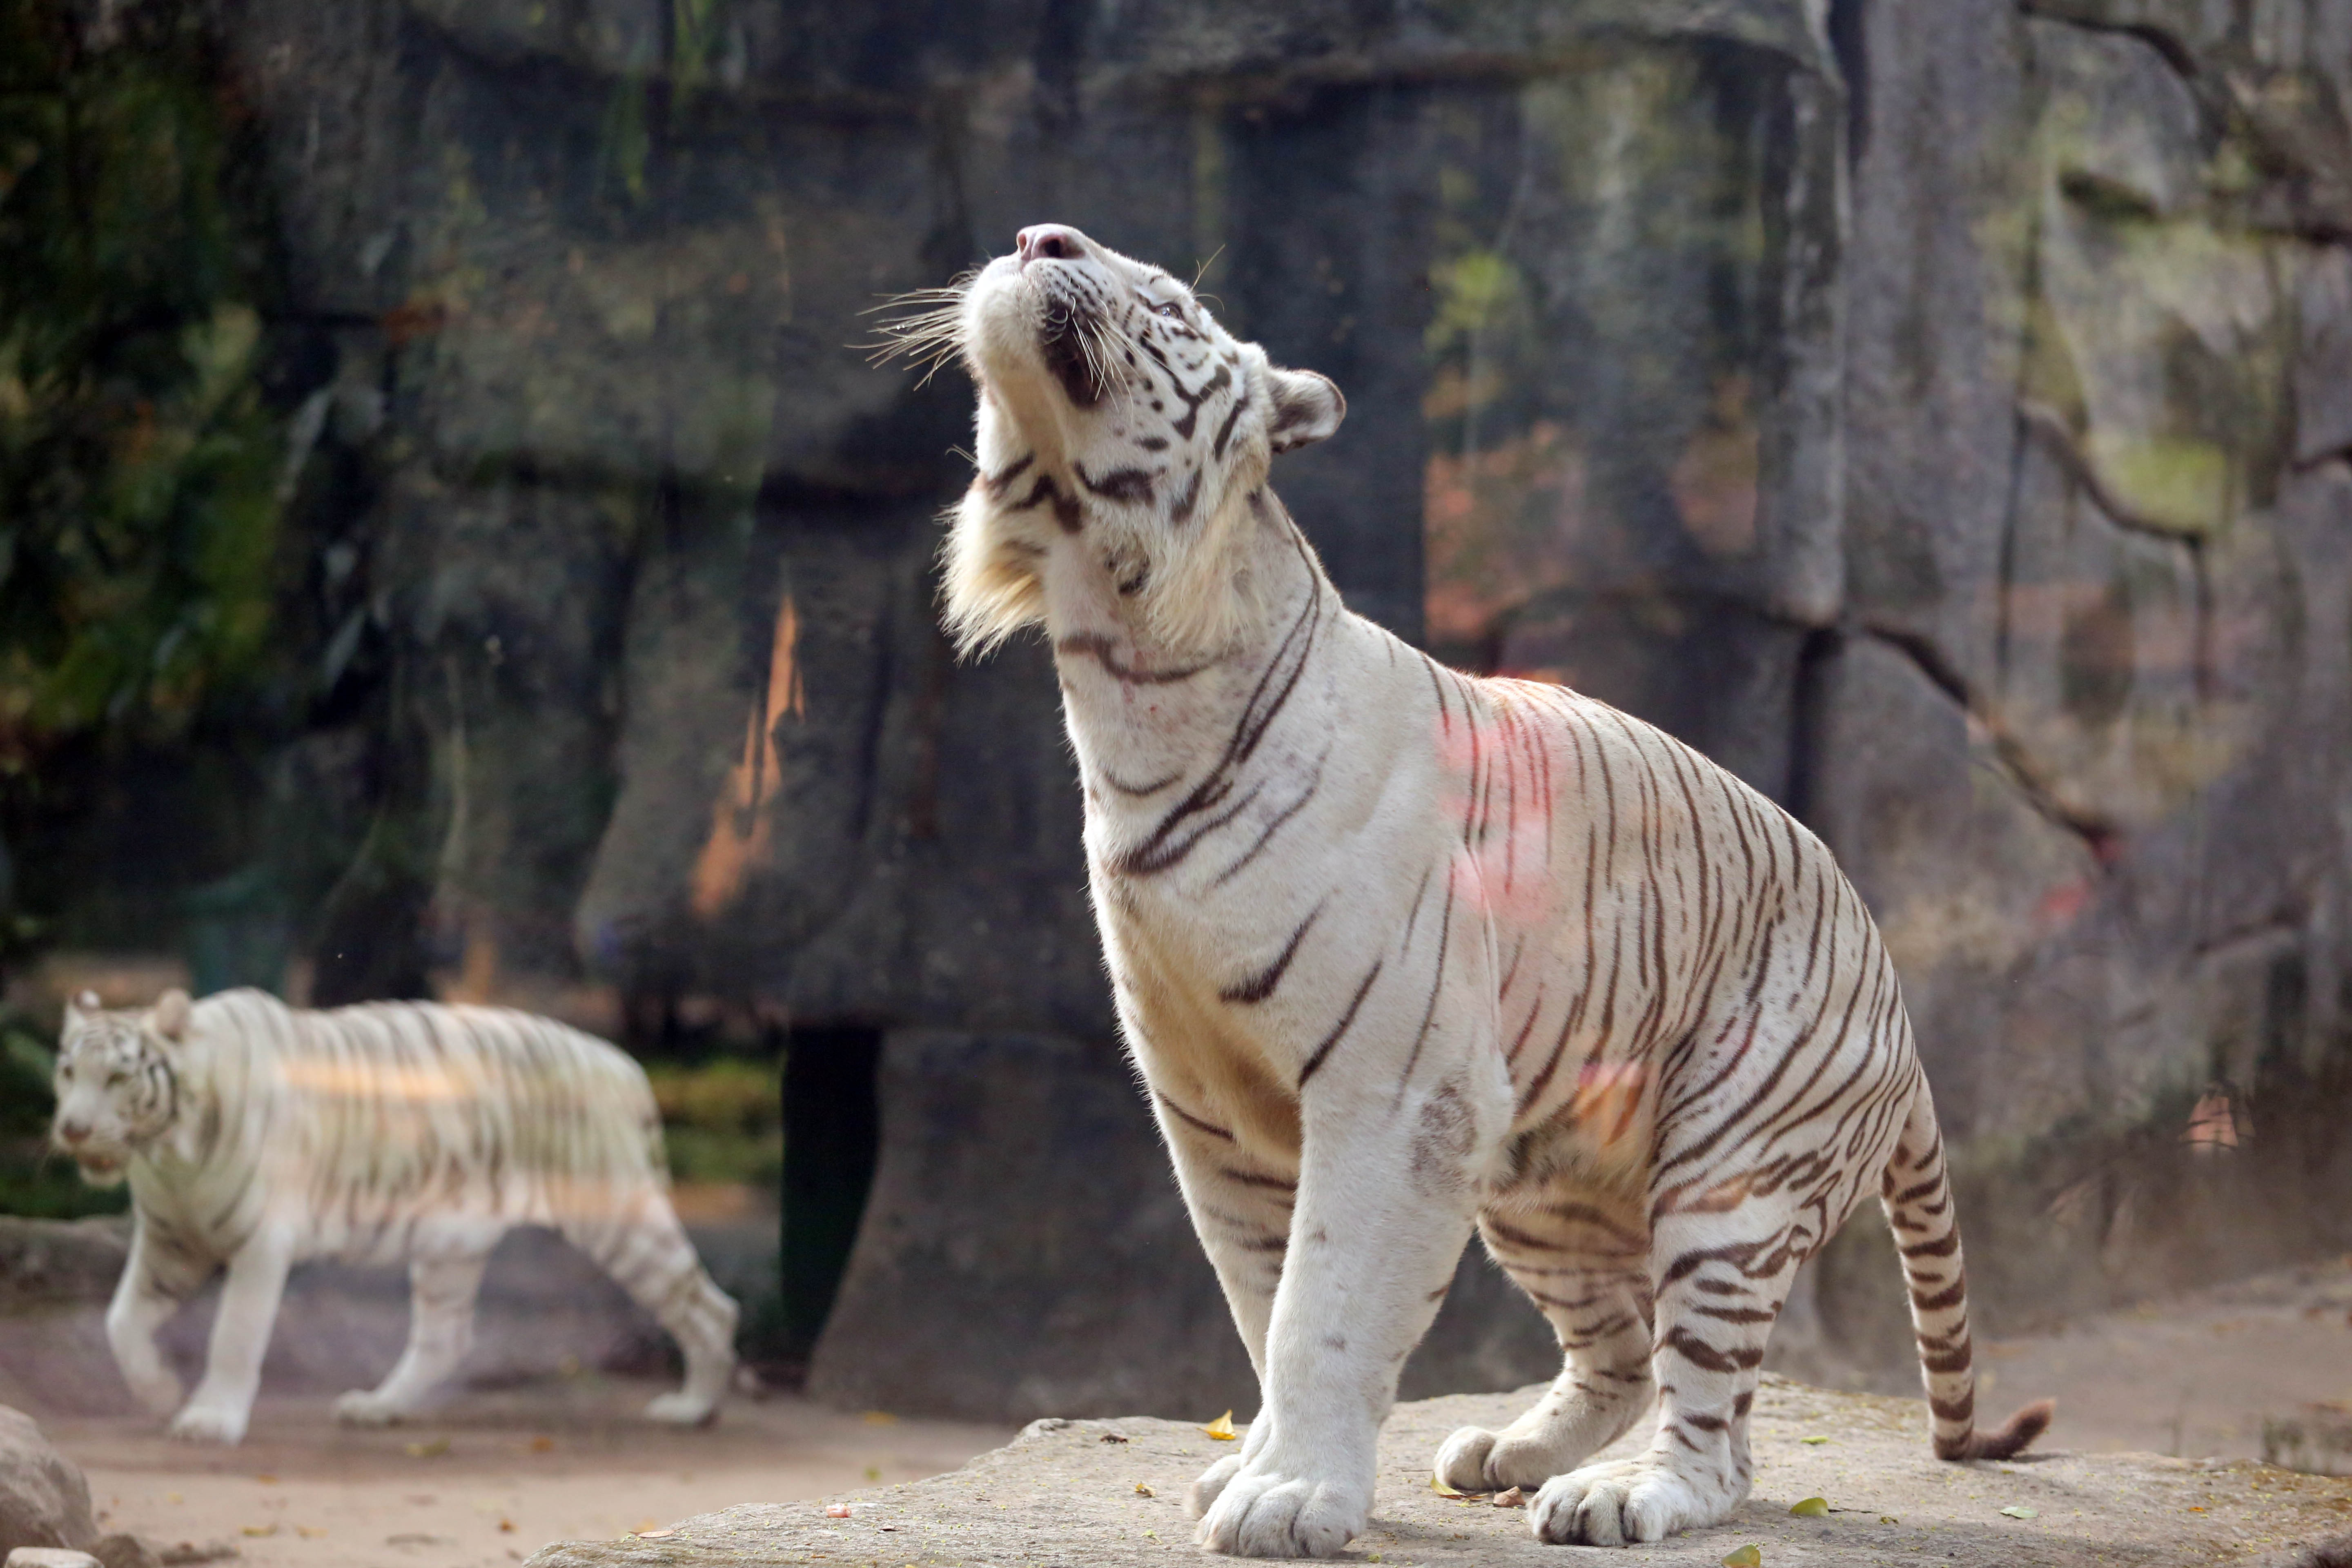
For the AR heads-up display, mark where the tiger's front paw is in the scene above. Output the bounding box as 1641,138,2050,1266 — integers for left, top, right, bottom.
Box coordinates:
643,1391,719,1427
332,1389,408,1427
167,1400,249,1446
1186,1452,1246,1518
1528,1456,1720,1546
1194,1462,1368,1559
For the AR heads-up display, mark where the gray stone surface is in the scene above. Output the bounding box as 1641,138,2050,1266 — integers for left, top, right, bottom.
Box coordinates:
0,1223,126,1317
0,1407,94,1561
522,1376,2352,1566
806,1032,1558,1425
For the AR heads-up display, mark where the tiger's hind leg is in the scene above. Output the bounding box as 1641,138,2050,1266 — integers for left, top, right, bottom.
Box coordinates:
1527,1205,1800,1546
1434,1194,1654,1493
334,1249,493,1426
562,1194,739,1426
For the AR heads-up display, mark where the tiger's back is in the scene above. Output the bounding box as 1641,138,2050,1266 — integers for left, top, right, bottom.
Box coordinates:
145,990,670,1265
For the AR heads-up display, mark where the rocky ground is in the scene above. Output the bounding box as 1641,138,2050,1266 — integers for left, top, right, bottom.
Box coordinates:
520,1374,2352,1568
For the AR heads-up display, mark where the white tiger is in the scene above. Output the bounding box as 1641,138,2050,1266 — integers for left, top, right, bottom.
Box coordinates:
48,987,738,1445
907,223,2050,1555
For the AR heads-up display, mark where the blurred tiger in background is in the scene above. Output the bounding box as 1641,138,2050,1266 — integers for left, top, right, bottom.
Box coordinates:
49,987,737,1445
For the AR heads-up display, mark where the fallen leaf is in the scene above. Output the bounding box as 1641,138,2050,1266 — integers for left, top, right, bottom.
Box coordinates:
1430,1478,1474,1499
165,1494,184,1505
1204,1411,1238,1441
241,1524,277,1538
824,1503,852,1519
1135,1483,1155,1497
1099,1432,1129,1443
296,1527,327,1539
1800,1436,1831,1446
863,1410,897,1426
529,1436,555,1454
498,1520,516,1532
2187,1506,2207,1513
1723,1546,1762,1567
403,1438,450,1459
255,1474,278,1485
1879,1516,1899,1524
1492,1487,1525,1508
1790,1496,1829,1517
2000,1505,2038,1520
634,1528,676,1539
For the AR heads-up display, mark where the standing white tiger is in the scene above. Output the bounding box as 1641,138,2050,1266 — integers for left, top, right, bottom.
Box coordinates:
905,223,2050,1556
48,987,737,1445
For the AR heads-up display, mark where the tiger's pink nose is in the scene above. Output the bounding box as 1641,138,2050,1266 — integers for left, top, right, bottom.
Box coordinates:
1018,225,1085,264
57,1120,89,1145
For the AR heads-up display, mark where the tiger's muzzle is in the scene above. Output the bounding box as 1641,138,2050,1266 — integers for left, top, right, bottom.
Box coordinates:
966,224,1120,410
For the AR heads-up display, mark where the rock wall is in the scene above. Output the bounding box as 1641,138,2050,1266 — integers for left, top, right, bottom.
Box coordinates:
183,0,2352,1414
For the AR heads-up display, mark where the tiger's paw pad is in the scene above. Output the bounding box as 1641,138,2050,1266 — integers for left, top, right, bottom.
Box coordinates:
332,1390,408,1427
1528,1459,1712,1547
1195,1468,1365,1559
644,1392,720,1427
167,1402,248,1446
1433,1427,1499,1493
1187,1453,1245,1519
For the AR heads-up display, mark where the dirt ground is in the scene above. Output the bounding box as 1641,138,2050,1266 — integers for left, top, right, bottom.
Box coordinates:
45,1377,1013,1568
36,1255,2352,1567
1977,1252,2352,1465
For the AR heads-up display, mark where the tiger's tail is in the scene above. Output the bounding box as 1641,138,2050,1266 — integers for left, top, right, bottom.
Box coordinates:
1882,1087,2054,1462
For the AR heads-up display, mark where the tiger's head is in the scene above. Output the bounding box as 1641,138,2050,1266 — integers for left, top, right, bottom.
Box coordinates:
911,224,1345,660
51,988,189,1185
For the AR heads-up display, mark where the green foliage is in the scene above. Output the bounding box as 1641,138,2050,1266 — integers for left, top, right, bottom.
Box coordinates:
646,1056,782,1187
0,0,287,770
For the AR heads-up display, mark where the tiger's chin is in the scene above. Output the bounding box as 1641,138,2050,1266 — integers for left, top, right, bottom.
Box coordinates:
73,1152,128,1186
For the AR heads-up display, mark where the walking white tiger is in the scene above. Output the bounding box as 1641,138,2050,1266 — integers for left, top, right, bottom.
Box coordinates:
906,223,2050,1555
48,987,738,1445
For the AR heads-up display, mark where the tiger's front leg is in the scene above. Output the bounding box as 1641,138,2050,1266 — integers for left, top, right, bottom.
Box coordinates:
169,1227,294,1445
1193,1069,1497,1558
1145,1079,1295,1520
106,1216,206,1419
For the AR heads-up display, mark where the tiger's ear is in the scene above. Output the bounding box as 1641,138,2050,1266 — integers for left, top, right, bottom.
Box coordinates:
149,989,191,1044
1266,366,1345,453
64,989,100,1024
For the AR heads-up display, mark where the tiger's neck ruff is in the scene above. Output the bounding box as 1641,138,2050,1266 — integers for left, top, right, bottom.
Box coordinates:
928,224,2046,1561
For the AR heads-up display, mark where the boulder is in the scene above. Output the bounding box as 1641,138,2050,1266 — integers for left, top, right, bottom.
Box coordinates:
806,1029,1560,1422
0,1407,94,1563
0,1222,126,1317
521,1375,2352,1566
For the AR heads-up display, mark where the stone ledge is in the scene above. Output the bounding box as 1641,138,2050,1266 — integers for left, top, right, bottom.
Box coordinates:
523,1376,2352,1566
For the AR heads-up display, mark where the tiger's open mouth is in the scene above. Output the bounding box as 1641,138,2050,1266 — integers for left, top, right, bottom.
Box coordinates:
74,1152,123,1180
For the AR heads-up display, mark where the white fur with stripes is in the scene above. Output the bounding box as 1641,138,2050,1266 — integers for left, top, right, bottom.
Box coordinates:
935,225,2048,1556
49,987,737,1445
